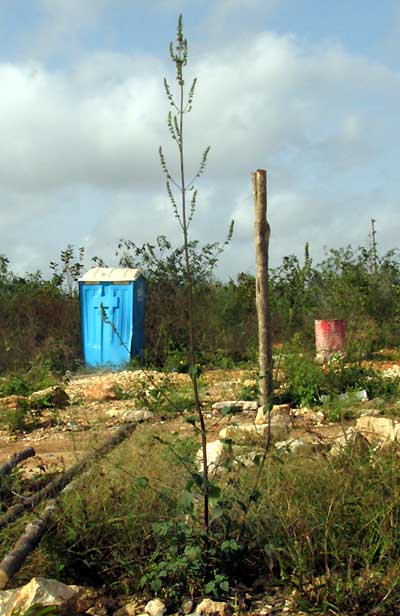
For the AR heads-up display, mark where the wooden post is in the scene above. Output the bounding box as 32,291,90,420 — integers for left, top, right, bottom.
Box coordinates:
252,169,273,408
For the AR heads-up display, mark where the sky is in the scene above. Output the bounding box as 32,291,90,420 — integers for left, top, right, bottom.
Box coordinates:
1,0,399,280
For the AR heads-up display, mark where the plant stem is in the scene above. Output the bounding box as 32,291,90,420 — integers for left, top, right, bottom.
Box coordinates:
178,74,209,533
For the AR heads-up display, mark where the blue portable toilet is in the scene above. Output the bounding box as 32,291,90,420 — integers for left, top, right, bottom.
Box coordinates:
79,267,145,368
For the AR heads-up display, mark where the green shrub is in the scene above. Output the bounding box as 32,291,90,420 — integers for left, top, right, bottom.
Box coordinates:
280,338,400,408
322,398,359,423
282,336,324,406
0,362,58,397
324,356,400,401
238,380,259,401
163,346,190,373
0,400,30,433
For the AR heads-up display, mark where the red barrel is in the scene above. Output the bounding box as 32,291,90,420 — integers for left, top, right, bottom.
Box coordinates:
315,319,346,363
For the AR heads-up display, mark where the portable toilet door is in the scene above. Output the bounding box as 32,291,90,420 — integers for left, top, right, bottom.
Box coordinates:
79,267,145,368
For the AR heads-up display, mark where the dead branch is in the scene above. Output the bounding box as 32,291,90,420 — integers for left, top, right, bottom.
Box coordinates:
0,500,57,590
0,422,137,531
0,422,138,589
0,447,35,479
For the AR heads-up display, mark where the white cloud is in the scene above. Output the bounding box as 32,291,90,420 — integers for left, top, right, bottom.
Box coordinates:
0,57,165,191
31,0,112,59
0,29,399,277
213,0,280,12
204,0,283,43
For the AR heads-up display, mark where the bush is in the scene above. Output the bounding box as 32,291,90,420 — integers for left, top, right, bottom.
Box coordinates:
324,356,400,401
0,398,31,433
0,363,59,398
281,336,324,406
0,268,81,374
280,337,400,408
2,241,400,373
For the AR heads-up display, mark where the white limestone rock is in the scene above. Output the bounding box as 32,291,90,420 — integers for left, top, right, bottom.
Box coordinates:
122,409,154,423
195,598,233,616
145,598,166,616
0,577,82,616
212,400,258,412
196,440,225,474
255,404,291,426
355,415,400,446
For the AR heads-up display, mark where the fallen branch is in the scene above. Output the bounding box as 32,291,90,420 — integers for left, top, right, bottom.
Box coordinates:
0,447,35,479
0,500,56,590
0,422,137,531
0,422,138,589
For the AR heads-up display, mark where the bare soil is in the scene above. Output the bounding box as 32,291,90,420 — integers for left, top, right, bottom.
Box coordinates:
0,368,252,470
1,360,398,472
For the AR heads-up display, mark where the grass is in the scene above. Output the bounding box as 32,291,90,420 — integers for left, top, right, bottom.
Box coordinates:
0,361,65,432
38,426,193,590
0,422,395,613
2,359,400,613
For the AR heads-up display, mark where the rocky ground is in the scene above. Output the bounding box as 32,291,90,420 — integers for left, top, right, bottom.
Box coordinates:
1,364,400,615
0,366,368,467
0,576,314,616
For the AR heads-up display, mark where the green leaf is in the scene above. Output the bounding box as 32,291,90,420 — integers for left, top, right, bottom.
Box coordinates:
151,578,162,594
210,506,224,521
207,482,221,498
190,472,204,487
205,580,216,594
133,476,149,489
179,489,194,512
221,539,240,552
185,415,198,425
220,405,240,417
220,580,229,592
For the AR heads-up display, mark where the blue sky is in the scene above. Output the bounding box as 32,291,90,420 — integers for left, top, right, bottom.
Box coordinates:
0,0,400,63
2,1,397,64
0,0,399,278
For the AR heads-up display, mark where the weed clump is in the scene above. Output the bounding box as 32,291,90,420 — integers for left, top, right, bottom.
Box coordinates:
280,336,400,408
0,363,58,398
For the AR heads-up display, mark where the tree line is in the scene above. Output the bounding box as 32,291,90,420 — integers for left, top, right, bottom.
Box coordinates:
0,239,399,374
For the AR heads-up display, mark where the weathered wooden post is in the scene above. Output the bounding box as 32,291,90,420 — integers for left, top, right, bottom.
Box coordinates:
252,169,273,408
